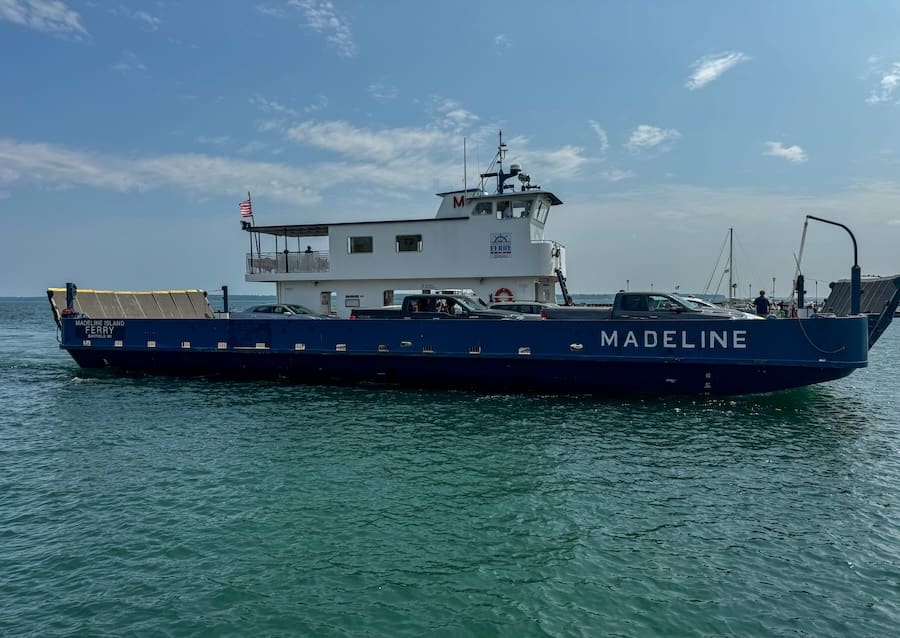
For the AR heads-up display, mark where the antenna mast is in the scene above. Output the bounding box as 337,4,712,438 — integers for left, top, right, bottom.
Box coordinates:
463,137,467,192
497,129,505,188
479,130,517,194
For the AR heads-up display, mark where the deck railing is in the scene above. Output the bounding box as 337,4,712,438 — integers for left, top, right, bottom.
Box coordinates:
246,251,331,275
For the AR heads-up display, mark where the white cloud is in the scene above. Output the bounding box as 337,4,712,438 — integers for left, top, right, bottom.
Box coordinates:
237,140,268,154
285,120,451,162
0,114,593,212
625,125,681,154
368,83,398,103
763,141,807,163
866,61,900,104
305,94,329,112
654,209,689,221
588,120,608,155
111,50,147,73
257,119,286,133
685,51,750,90
0,0,87,38
288,0,356,57
495,34,511,53
430,97,479,132
195,135,231,146
0,137,320,204
250,95,299,117
600,169,635,183
114,5,161,31
255,5,287,18
540,145,590,179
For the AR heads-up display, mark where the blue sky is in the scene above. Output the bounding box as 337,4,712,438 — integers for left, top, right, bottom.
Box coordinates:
2,0,899,297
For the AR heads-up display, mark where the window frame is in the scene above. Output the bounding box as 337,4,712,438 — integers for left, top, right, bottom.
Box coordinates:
395,234,423,253
348,236,374,254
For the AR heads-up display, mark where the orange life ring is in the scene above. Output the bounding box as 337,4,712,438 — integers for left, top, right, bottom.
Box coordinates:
494,287,514,302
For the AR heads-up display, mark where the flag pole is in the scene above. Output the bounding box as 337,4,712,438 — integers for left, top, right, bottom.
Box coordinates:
249,217,254,272
247,190,261,256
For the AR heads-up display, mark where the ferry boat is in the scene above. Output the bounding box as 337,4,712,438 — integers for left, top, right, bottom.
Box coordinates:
47,134,900,396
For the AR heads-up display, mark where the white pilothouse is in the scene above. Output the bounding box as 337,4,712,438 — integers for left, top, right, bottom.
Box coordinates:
242,132,570,318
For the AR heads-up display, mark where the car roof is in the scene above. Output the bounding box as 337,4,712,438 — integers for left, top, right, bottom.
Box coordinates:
490,301,554,307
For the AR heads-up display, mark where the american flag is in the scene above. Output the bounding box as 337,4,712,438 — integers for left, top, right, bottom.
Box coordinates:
239,198,253,218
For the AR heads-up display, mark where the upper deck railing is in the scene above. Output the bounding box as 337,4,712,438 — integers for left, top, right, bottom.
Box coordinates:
246,251,331,275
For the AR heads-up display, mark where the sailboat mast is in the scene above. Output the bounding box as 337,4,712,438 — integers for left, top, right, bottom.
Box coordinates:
728,227,734,300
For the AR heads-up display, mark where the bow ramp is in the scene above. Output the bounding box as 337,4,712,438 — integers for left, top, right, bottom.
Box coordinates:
821,275,900,348
47,287,214,326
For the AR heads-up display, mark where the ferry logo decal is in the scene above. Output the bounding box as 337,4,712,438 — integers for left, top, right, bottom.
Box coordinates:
490,233,511,258
74,318,125,340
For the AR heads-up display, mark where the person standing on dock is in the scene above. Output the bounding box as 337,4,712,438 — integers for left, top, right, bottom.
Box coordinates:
753,290,771,316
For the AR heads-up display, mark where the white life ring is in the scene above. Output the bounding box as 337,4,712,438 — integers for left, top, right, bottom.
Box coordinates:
494,287,514,302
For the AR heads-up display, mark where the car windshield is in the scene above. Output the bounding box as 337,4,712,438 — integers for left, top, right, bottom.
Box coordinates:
285,304,314,315
672,294,711,309
451,296,481,311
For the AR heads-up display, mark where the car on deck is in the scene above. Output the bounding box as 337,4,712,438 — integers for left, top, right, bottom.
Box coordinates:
235,303,331,319
488,301,558,315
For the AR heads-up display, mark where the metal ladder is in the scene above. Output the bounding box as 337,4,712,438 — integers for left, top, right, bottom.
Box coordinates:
555,269,573,306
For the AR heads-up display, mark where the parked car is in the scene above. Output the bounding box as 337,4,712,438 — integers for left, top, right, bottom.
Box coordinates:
352,294,520,319
542,292,764,320
235,303,330,319
489,301,558,315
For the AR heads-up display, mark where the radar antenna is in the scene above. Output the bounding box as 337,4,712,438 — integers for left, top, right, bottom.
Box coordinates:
479,130,523,194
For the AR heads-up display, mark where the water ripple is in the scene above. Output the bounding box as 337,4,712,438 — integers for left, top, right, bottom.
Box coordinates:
1,304,899,636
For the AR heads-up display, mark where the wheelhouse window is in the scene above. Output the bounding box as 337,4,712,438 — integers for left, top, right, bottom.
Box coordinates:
512,200,532,218
472,202,492,216
396,234,422,252
533,200,549,224
348,236,373,253
496,201,512,219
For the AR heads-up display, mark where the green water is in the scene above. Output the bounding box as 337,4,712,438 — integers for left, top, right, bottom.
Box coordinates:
2,298,899,636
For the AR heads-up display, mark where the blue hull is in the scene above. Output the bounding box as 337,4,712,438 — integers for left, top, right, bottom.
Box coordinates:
59,316,869,396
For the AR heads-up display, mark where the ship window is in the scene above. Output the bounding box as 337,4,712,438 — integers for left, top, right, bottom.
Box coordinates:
496,201,512,219
396,234,422,252
472,202,492,216
349,236,373,253
512,200,532,218
534,200,549,224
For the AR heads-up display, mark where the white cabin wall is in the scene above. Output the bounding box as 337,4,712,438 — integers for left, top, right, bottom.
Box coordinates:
326,218,553,280
260,193,566,317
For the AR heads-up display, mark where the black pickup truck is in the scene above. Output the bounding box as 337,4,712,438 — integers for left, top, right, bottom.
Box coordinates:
542,292,761,320
351,294,521,320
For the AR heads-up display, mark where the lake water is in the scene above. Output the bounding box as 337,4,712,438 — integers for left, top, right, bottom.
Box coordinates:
2,297,899,636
